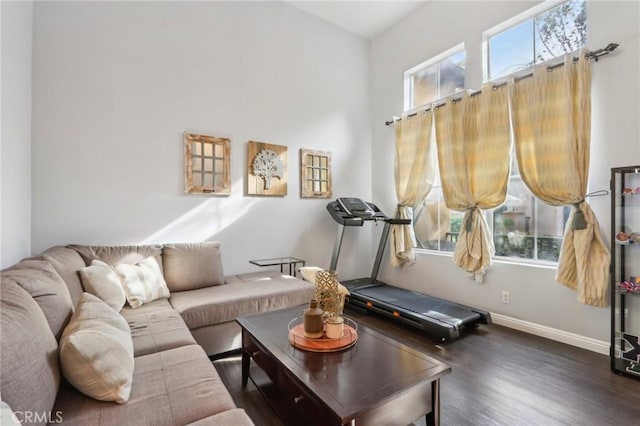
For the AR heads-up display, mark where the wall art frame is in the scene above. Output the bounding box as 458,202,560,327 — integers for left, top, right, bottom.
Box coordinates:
247,141,287,196
300,148,332,198
184,132,231,195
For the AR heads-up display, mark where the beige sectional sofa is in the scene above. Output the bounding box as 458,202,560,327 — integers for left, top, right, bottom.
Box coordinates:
0,242,315,425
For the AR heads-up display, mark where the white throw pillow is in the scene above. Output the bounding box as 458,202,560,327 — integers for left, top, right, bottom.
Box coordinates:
59,293,134,404
78,259,126,311
115,256,169,308
298,266,323,284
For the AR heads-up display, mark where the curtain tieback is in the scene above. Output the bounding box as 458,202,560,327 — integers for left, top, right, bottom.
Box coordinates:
465,206,477,232
572,200,587,230
396,204,412,222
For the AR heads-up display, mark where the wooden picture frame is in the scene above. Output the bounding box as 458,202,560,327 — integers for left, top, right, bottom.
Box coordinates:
184,132,231,195
247,141,287,196
300,149,332,198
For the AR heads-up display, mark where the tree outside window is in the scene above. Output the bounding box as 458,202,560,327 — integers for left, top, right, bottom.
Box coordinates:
486,0,586,81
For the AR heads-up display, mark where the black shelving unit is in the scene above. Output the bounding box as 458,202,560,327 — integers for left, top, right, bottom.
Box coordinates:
610,165,640,380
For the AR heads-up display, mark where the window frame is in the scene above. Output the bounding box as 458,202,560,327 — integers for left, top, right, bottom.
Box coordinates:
403,43,466,112
482,0,584,82
489,172,570,267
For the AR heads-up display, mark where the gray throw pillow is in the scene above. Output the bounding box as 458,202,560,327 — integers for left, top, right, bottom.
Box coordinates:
162,242,225,292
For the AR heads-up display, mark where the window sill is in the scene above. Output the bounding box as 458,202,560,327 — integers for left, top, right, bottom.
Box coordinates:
414,248,558,270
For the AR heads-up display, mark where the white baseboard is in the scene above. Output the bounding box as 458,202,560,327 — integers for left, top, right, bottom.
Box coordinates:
490,313,610,356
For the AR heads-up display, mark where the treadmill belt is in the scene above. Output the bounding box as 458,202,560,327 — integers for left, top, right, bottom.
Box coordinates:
355,285,482,326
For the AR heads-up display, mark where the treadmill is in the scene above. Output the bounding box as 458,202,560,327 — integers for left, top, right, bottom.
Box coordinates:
327,197,491,342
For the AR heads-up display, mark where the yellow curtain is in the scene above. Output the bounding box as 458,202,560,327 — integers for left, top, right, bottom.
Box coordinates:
435,86,511,281
391,110,435,267
510,50,609,307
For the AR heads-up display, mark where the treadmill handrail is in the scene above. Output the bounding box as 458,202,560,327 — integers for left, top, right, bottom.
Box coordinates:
327,199,412,277
388,218,411,225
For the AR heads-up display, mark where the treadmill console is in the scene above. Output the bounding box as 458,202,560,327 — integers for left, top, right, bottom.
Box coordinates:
337,197,375,218
326,198,388,226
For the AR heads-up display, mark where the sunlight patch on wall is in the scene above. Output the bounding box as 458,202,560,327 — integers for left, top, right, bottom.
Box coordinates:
140,179,256,244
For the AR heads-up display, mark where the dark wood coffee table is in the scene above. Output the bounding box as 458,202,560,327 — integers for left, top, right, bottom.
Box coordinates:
237,306,451,426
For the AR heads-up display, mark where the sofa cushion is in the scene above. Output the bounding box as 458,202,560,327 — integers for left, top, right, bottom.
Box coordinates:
186,409,254,426
170,270,315,329
59,293,134,404
116,256,170,308
42,246,86,308
189,321,244,357
162,242,225,292
0,282,60,425
79,259,126,311
1,259,74,340
120,299,197,357
52,345,237,425
69,244,164,273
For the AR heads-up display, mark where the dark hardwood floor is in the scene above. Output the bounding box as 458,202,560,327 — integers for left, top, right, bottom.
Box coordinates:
213,308,640,426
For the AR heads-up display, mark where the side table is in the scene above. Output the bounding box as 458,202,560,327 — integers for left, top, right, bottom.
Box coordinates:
249,257,305,277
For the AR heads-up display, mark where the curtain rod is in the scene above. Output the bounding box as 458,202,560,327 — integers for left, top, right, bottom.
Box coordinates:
385,42,619,126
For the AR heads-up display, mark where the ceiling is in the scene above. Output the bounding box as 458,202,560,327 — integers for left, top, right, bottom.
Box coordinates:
284,1,427,39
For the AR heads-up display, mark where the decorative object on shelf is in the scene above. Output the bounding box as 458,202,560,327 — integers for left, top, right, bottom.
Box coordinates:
622,186,640,195
247,141,287,196
314,270,343,318
302,299,324,339
300,149,332,198
627,363,640,375
610,165,640,380
616,280,640,294
615,228,640,245
622,334,639,377
184,132,230,195
288,316,358,352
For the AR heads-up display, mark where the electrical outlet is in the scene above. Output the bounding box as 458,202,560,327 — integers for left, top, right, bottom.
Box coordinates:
501,291,510,304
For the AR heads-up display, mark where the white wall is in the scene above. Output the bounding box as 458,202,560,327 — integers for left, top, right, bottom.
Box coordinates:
1,0,33,269
371,1,640,343
31,1,373,277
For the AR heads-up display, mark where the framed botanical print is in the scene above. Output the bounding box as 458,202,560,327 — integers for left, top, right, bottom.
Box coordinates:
300,149,331,198
248,141,287,196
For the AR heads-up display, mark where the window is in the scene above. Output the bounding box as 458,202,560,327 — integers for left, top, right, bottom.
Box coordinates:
411,1,586,263
414,187,463,253
413,142,462,254
492,158,570,262
414,156,570,263
404,45,465,111
484,0,586,81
